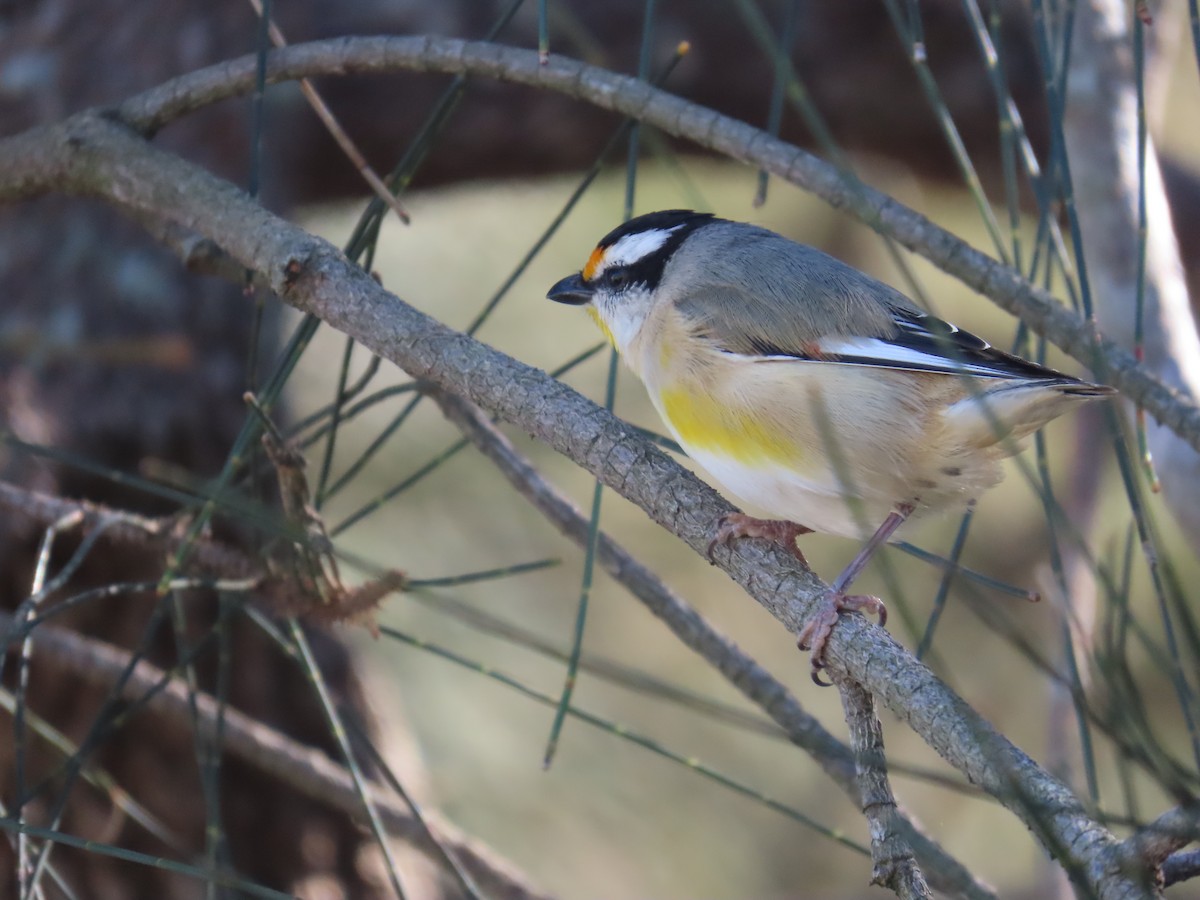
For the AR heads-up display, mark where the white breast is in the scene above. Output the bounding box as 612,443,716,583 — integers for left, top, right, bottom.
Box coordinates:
682,445,902,540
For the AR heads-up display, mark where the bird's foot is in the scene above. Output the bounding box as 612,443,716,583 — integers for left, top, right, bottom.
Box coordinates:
797,592,888,687
706,513,812,565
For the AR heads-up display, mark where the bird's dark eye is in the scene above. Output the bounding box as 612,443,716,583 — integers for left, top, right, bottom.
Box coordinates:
606,267,632,289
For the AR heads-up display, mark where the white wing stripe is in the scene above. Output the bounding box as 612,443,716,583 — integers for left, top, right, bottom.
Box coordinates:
819,337,1021,376
720,337,1030,378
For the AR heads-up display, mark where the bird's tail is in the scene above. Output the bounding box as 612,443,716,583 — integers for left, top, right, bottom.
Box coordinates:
944,378,1116,451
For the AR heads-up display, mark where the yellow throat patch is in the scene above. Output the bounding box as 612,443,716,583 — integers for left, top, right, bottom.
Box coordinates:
586,306,617,349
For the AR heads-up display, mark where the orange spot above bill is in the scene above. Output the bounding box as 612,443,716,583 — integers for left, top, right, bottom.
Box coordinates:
582,246,605,281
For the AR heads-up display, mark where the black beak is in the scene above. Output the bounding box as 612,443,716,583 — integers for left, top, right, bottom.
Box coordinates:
547,273,594,305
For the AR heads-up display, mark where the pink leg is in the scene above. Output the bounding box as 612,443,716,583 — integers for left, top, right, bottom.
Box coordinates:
707,513,813,565
798,503,913,686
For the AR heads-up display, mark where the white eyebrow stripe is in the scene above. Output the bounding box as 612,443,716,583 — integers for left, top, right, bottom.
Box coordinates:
599,226,682,271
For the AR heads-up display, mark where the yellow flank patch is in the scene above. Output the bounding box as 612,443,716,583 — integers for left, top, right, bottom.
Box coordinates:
582,246,606,281
586,306,617,349
659,384,797,465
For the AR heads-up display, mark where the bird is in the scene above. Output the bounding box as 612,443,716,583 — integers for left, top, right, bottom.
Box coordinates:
547,210,1115,684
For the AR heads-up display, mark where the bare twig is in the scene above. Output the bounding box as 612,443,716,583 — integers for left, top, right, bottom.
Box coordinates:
15,506,85,892
242,0,410,225
428,385,993,900
259,428,402,628
0,609,556,900
837,678,931,899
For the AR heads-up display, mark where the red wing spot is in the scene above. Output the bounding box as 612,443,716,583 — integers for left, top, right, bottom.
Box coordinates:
802,340,828,360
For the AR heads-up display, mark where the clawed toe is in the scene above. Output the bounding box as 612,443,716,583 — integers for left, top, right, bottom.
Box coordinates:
838,593,888,628
705,514,738,562
797,591,889,687
706,513,812,564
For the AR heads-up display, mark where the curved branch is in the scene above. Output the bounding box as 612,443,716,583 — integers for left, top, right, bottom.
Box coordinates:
78,34,1200,457
0,109,1157,897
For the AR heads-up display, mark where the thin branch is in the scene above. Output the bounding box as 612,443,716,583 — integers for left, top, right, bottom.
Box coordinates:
428,385,994,900
1162,848,1200,887
0,480,400,627
837,679,932,899
242,0,410,225
0,610,556,900
1121,804,1200,869
0,482,259,582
